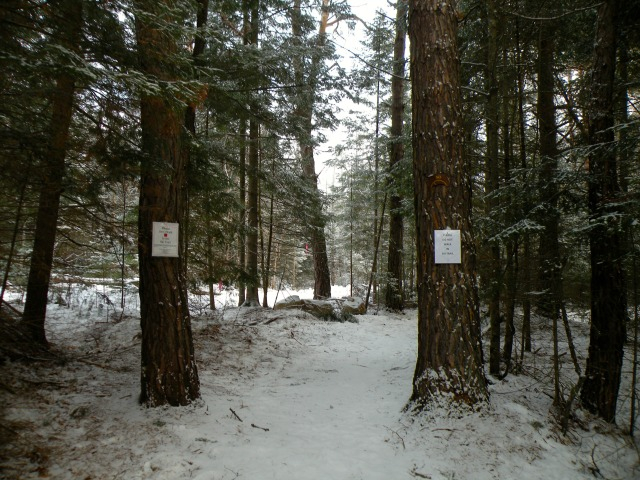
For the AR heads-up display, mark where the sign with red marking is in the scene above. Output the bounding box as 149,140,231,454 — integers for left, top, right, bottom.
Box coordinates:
152,222,179,257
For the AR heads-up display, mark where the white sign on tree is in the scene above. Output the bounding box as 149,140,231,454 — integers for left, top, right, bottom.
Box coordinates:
434,229,461,264
152,222,179,257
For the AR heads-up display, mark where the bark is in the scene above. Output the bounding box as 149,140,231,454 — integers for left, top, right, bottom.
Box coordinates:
385,0,407,311
515,12,532,356
581,0,626,423
291,0,331,299
242,0,262,307
366,194,387,311
182,0,210,272
409,0,488,408
21,0,83,347
238,119,247,306
237,0,251,306
485,0,502,376
537,23,562,320
500,45,516,376
502,242,517,375
1,170,28,311
536,22,563,405
135,0,200,407
244,117,261,306
262,159,275,307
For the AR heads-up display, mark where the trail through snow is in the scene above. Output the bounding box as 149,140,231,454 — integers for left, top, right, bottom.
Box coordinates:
1,288,639,479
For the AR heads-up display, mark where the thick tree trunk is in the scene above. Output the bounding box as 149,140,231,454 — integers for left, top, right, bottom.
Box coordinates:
409,0,488,408
135,0,200,407
385,0,407,311
581,0,626,423
21,0,82,347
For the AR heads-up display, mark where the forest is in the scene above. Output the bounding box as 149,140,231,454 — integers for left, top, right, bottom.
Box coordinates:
1,0,640,477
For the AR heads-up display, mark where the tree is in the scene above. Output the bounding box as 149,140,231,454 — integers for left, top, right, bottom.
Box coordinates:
135,0,200,407
581,0,626,422
385,0,408,311
21,0,83,347
484,0,503,377
243,0,262,307
290,0,333,299
409,0,488,408
536,18,563,404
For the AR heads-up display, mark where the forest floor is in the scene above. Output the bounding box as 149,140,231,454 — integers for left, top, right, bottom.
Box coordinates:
0,286,639,479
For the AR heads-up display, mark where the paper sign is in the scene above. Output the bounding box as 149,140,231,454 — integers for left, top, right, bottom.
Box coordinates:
434,229,461,264
152,222,179,257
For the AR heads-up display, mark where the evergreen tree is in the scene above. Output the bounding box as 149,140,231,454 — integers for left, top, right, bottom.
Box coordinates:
134,0,200,406
581,0,626,423
409,0,488,408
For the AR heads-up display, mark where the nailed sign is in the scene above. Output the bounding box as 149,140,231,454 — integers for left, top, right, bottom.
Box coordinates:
152,222,179,257
434,229,461,264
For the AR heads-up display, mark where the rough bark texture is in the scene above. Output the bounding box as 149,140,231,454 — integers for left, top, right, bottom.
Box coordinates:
21,0,83,347
409,0,488,408
136,0,200,407
581,0,626,423
385,0,407,311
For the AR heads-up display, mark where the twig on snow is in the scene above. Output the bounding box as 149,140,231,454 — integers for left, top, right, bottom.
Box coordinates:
410,466,432,478
589,444,603,478
251,423,269,432
384,425,406,449
229,408,243,422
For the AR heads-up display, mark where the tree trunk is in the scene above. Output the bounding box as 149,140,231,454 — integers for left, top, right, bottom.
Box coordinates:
135,0,200,407
291,0,331,299
1,170,29,311
515,11,532,356
238,118,247,306
182,0,209,273
501,46,516,376
536,22,563,405
243,0,261,307
537,23,562,320
581,0,626,423
237,0,251,306
262,159,275,307
244,117,261,306
385,0,407,311
409,0,488,408
485,0,502,377
21,0,83,347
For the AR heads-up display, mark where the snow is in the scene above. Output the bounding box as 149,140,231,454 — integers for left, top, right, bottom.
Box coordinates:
1,285,638,479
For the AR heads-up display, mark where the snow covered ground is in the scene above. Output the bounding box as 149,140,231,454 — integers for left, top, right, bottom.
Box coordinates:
1,285,638,479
